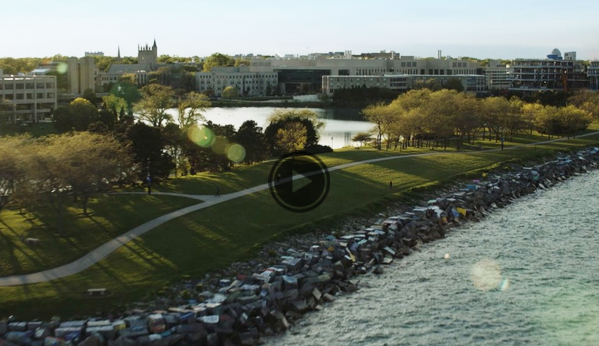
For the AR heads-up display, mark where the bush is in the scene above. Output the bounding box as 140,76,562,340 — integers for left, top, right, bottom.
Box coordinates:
305,144,333,154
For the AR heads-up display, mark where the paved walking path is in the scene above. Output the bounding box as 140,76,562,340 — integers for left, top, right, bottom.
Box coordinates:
1,132,597,286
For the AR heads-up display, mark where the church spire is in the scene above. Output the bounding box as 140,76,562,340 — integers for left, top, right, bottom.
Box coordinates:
117,45,121,60
153,39,157,49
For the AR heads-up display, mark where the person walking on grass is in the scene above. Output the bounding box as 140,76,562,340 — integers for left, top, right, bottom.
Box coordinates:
215,185,220,197
389,180,393,190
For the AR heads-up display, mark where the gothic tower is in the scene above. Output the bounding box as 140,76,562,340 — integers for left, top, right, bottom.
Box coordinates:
138,39,158,69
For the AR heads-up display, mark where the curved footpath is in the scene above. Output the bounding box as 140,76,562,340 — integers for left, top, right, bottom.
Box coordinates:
1,133,597,287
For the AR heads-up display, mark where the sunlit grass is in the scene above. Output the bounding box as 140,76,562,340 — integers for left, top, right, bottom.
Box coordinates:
0,195,198,276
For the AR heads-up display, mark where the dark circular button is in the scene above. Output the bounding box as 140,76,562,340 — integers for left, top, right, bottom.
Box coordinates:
268,151,330,213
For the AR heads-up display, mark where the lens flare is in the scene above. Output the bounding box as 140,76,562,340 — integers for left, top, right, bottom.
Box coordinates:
499,278,510,291
444,253,451,259
471,258,502,291
56,62,68,74
188,126,215,148
212,136,229,155
226,143,246,163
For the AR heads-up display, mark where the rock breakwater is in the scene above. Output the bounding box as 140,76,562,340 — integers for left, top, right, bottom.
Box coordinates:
2,147,599,346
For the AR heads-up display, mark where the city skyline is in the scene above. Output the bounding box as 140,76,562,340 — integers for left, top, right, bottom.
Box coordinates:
2,0,599,60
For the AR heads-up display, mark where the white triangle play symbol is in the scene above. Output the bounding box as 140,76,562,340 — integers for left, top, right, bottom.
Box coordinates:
292,170,311,193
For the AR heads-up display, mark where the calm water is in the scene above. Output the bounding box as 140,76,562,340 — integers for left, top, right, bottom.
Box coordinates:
168,107,373,149
266,171,599,346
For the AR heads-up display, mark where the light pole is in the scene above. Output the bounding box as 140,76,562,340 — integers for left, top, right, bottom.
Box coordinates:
146,157,152,195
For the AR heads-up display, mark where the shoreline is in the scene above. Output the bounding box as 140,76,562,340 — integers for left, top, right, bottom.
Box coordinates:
2,146,599,345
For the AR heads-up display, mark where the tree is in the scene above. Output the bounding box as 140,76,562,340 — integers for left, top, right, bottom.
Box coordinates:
134,84,176,127
445,78,465,92
202,53,235,72
413,78,442,91
222,86,239,100
352,132,372,147
9,133,133,231
276,122,307,154
363,102,392,150
0,99,12,124
234,120,268,164
264,109,323,155
120,73,137,85
0,136,29,218
110,81,140,115
82,88,97,106
102,94,128,121
234,58,251,67
53,97,99,133
125,122,174,180
162,123,185,177
51,132,132,215
557,105,592,138
177,92,210,128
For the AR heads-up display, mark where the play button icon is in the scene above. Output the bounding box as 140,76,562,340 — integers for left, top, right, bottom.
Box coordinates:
268,151,330,212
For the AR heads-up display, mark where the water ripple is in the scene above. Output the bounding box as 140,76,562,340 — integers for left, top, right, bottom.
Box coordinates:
266,171,599,346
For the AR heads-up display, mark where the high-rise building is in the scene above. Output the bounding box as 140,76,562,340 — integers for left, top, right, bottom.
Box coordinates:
67,57,97,94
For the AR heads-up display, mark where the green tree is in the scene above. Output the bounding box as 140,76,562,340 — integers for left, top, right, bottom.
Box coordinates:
234,120,268,164
352,132,372,147
125,122,174,180
202,53,235,72
363,102,391,150
53,97,99,133
102,94,128,121
109,81,140,115
445,78,464,92
222,86,239,100
0,136,29,218
276,122,307,154
82,88,97,106
234,58,251,67
177,92,210,128
264,109,323,155
134,84,176,127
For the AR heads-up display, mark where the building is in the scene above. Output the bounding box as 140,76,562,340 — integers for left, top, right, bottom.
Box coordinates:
587,61,599,90
85,51,104,57
67,56,98,94
0,68,58,123
322,74,487,96
196,67,278,97
484,60,513,91
101,40,158,88
244,54,482,94
509,48,588,92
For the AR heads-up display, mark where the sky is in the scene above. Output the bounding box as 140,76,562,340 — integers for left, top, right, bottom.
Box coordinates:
2,0,599,60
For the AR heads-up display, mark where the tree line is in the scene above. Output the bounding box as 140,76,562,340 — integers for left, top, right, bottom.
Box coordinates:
0,132,132,231
362,89,596,151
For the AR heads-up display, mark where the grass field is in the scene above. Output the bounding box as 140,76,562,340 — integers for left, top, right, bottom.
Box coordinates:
1,128,599,319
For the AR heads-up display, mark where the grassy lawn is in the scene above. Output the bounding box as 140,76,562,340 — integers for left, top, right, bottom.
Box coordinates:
0,195,199,276
1,129,599,318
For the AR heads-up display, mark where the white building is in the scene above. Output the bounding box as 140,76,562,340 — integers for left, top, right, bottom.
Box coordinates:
0,68,58,123
484,60,513,91
196,67,278,97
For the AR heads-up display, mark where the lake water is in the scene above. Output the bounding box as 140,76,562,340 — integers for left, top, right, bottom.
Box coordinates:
170,107,373,149
265,170,599,346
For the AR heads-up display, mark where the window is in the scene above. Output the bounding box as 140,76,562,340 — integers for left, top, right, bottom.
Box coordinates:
37,93,44,99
